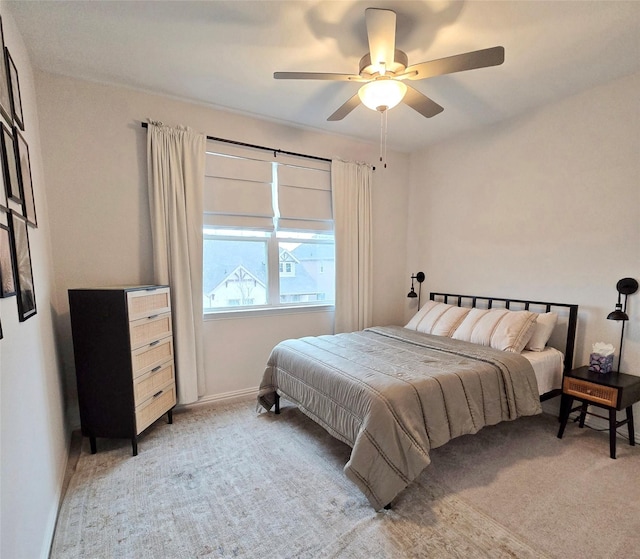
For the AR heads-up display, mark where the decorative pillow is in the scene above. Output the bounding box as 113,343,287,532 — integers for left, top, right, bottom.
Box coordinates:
451,308,489,342
405,301,471,337
405,300,438,330
525,312,558,351
452,308,537,353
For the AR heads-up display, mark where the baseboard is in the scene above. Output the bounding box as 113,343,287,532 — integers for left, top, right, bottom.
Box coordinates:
44,430,73,559
179,386,259,410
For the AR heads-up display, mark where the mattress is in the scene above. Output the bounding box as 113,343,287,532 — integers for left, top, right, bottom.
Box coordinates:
522,347,564,395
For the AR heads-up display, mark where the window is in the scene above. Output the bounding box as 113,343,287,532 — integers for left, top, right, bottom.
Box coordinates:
203,143,334,312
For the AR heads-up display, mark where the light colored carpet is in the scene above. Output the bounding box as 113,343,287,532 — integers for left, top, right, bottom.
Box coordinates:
51,398,639,558
428,410,640,558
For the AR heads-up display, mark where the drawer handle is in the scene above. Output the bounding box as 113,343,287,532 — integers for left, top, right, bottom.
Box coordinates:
149,340,160,347
148,314,159,320
151,365,162,373
153,390,163,398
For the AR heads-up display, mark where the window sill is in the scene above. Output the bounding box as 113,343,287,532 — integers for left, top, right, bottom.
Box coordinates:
204,304,335,321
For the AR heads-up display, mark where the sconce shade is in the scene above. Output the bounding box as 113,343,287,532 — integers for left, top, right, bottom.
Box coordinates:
358,79,407,112
407,288,417,298
607,304,629,321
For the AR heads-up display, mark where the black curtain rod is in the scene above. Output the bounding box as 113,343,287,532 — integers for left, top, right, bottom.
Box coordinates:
141,121,330,164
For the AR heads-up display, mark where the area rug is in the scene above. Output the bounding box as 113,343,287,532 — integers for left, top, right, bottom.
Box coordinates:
51,399,548,558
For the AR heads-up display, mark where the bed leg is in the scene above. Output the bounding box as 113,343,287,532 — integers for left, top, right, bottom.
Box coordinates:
384,503,392,510
274,392,280,415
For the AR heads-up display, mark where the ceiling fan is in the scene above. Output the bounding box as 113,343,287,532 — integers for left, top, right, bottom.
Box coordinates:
274,8,505,122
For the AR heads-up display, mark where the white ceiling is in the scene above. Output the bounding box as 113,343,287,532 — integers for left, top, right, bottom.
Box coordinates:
7,0,640,152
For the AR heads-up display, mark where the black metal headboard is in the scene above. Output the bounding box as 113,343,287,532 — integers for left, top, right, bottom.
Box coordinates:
430,292,579,373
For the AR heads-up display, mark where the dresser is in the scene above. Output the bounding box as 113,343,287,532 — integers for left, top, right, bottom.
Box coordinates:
69,286,177,455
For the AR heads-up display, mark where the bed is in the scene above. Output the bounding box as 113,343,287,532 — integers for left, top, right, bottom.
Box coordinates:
257,292,578,510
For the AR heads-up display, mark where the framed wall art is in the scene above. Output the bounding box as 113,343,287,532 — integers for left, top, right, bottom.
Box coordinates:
0,155,7,211
0,18,11,124
0,222,15,297
8,210,36,321
1,122,20,204
6,49,23,130
14,128,35,226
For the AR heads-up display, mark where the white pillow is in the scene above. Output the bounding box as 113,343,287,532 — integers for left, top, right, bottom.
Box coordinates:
405,301,471,337
405,300,438,330
451,308,489,342
452,308,537,353
525,312,558,351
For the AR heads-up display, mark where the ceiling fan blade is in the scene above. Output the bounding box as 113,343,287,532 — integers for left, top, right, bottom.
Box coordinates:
327,93,361,121
365,8,396,74
403,85,444,118
406,46,505,80
274,71,362,81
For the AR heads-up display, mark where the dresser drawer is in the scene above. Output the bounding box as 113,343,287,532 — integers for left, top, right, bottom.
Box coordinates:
563,377,618,407
134,360,175,406
135,382,176,434
129,312,172,350
131,337,174,378
127,287,171,321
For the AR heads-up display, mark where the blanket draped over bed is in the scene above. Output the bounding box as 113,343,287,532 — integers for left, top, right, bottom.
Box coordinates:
257,325,542,510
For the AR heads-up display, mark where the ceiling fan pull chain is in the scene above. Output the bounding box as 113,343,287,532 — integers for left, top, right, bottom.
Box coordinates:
384,109,388,168
379,110,384,164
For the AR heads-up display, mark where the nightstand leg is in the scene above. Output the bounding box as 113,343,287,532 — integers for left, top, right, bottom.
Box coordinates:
627,407,635,446
557,395,573,439
578,402,588,428
89,436,97,454
609,409,617,459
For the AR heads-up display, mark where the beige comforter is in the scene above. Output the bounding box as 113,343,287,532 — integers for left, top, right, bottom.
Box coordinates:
257,326,541,510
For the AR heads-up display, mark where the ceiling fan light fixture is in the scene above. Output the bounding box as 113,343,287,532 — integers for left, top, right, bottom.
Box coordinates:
358,79,407,112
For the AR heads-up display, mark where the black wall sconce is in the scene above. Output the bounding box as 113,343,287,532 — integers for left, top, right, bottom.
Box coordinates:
407,272,425,308
606,277,638,372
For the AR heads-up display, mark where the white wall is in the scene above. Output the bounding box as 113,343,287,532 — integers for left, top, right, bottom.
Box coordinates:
407,71,640,405
0,9,68,559
33,72,410,414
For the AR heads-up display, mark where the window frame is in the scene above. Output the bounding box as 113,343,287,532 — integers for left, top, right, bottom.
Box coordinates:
203,144,334,316
203,226,335,316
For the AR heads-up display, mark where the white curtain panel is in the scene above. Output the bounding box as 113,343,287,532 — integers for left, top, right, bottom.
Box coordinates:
331,159,373,333
147,123,206,404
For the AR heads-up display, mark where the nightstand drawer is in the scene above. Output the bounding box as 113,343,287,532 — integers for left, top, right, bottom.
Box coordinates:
563,377,618,407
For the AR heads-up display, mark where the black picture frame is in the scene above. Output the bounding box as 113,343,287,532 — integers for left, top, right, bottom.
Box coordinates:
6,49,23,130
8,210,36,321
0,151,7,211
0,18,11,124
14,128,35,226
1,122,20,204
0,222,16,297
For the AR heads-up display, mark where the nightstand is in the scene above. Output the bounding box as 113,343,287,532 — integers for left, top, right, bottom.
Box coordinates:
557,366,640,458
